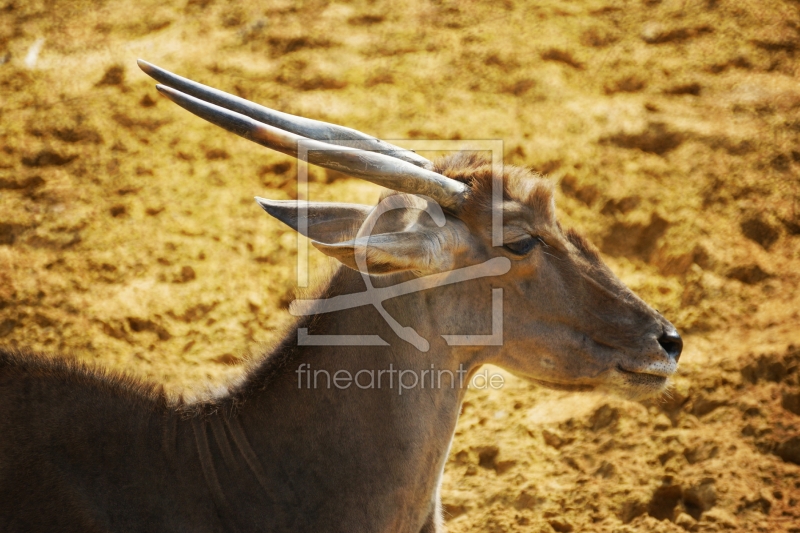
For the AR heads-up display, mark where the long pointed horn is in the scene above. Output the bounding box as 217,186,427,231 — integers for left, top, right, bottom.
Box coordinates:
137,59,432,170
152,84,467,212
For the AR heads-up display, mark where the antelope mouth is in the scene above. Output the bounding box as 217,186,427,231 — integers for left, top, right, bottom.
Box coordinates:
615,364,670,387
527,378,596,392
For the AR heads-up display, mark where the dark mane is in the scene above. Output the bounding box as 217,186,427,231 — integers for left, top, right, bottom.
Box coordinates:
0,348,167,409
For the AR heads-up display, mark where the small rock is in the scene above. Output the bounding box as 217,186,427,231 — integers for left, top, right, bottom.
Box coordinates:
494,459,516,475
247,293,264,313
560,174,599,206
542,429,565,449
782,390,800,416
594,461,615,479
441,490,473,520
675,512,696,530
776,436,800,465
96,65,125,86
654,413,672,430
640,22,711,44
664,82,702,96
684,442,719,464
513,489,538,510
741,354,788,383
590,404,620,431
728,264,771,285
0,318,17,337
641,22,666,43
476,445,499,469
21,149,77,167
740,216,781,250
174,265,196,283
603,215,667,261
212,353,241,365
738,398,762,417
127,317,171,341
750,489,774,514
619,491,649,523
684,479,717,513
140,94,157,107
540,48,584,70
701,507,738,529
648,484,682,521
205,148,230,160
548,518,574,532
601,122,684,155
691,394,727,417
601,195,642,216
0,175,45,190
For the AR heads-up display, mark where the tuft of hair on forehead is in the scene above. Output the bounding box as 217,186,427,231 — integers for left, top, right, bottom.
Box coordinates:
565,227,602,264
432,151,555,219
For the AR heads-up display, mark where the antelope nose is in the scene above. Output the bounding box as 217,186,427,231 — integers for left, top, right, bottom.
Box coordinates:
657,327,683,362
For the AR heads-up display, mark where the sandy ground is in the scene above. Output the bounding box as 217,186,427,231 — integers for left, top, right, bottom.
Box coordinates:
1,0,799,531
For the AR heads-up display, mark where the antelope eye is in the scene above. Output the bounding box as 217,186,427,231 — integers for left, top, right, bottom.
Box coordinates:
503,236,542,256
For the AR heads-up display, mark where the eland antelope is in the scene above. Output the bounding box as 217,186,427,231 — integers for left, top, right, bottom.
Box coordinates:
0,60,682,533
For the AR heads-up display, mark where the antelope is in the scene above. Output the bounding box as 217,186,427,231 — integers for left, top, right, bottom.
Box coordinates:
0,60,683,533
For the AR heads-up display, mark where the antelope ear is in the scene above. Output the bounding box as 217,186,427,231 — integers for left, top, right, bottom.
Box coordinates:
256,197,372,243
311,230,456,275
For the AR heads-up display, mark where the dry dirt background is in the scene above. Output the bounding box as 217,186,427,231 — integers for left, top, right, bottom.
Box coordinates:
1,0,800,531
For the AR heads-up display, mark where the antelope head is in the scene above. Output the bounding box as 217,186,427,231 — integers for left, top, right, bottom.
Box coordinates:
139,60,682,400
